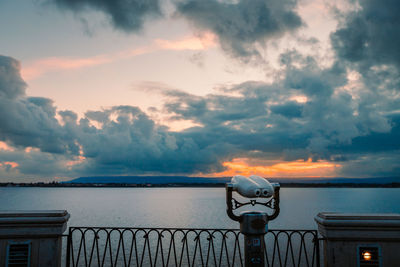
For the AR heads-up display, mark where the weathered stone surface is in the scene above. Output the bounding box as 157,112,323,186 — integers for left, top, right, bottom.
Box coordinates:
316,212,400,267
0,210,70,267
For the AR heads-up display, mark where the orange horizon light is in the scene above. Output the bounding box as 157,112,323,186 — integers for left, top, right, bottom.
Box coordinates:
210,158,341,178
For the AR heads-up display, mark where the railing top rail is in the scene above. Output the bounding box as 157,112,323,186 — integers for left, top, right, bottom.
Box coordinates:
68,226,318,232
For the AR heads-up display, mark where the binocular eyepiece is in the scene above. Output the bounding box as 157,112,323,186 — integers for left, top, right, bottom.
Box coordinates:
231,175,275,198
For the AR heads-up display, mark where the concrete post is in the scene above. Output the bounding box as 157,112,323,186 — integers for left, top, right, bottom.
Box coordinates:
0,210,70,267
315,212,400,267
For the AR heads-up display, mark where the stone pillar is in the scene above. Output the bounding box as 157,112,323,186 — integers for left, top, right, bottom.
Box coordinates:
315,212,400,267
0,210,70,267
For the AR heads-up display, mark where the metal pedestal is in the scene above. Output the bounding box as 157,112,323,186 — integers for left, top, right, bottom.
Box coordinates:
241,212,268,267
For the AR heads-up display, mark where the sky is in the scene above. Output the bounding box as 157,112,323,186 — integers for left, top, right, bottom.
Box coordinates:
0,0,399,182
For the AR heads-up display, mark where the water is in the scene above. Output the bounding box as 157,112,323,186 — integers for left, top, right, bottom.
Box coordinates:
1,187,400,229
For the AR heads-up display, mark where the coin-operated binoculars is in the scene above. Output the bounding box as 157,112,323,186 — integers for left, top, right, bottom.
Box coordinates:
226,175,280,267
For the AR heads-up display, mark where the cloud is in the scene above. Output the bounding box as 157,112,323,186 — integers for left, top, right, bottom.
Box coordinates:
0,55,78,155
160,50,399,175
49,0,162,32
331,0,400,71
1,52,400,181
0,56,26,99
176,0,302,61
44,0,302,64
21,55,112,80
22,34,215,80
155,32,217,51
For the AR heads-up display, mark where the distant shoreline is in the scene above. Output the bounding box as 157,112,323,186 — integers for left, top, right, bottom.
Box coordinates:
1,182,400,188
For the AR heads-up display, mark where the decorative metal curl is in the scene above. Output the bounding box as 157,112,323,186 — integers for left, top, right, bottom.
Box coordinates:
231,197,276,210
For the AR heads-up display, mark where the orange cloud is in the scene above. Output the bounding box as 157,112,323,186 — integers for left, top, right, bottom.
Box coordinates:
0,161,19,168
155,32,217,51
21,55,113,80
212,158,340,178
66,155,86,167
289,95,308,103
0,141,14,151
22,33,216,80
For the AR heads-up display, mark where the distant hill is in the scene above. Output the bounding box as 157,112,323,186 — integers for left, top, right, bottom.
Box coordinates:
65,176,400,185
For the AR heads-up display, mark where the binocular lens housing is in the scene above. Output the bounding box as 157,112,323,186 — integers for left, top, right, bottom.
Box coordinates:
262,189,271,197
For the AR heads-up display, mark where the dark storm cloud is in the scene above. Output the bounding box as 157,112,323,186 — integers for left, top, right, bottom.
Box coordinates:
162,50,398,172
75,105,231,175
331,0,400,70
176,0,302,60
0,149,72,177
46,0,302,61
0,56,26,99
0,55,78,155
270,101,302,118
49,0,162,32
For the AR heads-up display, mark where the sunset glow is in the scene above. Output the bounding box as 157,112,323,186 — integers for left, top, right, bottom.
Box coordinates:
0,141,13,151
22,33,216,81
213,158,341,178
0,161,19,169
155,32,217,51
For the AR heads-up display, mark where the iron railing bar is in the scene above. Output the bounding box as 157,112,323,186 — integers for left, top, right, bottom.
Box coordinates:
196,232,205,267
87,229,97,267
95,230,101,267
271,231,280,267
297,234,305,267
283,232,291,267
184,233,191,267
191,233,199,267
154,232,162,267
139,231,148,267
146,231,154,267
209,233,218,267
302,232,313,267
75,229,85,267
178,233,185,267
126,230,135,267
66,227,72,267
133,231,140,267
222,233,231,267
205,233,212,267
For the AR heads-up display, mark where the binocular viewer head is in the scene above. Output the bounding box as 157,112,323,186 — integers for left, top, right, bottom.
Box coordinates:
230,175,277,198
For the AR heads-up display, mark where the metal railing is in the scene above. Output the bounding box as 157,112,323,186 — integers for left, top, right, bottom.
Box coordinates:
66,227,320,267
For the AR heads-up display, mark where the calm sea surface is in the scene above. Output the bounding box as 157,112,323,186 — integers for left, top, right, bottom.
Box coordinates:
1,187,400,229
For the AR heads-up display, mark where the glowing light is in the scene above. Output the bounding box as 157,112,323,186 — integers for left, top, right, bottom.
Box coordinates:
25,147,40,153
0,161,19,168
0,141,14,151
362,251,372,261
21,55,111,80
212,158,340,177
164,120,203,132
66,142,86,167
289,95,308,103
156,32,217,51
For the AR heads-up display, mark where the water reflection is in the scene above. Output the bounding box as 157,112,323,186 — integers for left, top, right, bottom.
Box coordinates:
0,187,399,229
